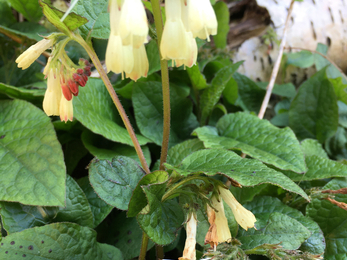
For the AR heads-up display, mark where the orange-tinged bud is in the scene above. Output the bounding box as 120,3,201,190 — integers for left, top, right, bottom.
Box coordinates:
61,84,72,101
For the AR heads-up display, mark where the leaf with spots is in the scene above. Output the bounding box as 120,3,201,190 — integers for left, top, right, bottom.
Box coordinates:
0,222,123,259
165,149,309,201
77,177,113,228
88,156,145,210
0,100,66,206
194,112,306,173
74,78,150,146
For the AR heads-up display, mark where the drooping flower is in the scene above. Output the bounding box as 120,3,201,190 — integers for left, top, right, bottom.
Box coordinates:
205,196,232,249
59,94,74,122
187,0,218,41
43,68,61,116
118,0,148,48
15,38,54,70
126,44,149,81
179,212,197,260
218,186,257,231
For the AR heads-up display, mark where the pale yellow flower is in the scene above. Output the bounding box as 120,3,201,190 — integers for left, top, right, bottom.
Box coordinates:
43,69,62,116
179,212,197,260
218,187,257,231
59,95,73,123
15,39,53,70
126,44,149,81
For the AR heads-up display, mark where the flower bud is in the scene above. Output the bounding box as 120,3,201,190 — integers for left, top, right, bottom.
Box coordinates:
16,38,53,70
61,84,73,101
67,79,79,96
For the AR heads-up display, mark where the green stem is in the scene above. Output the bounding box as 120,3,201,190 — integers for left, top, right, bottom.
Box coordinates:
74,35,150,174
148,2,170,260
139,233,149,260
150,0,170,172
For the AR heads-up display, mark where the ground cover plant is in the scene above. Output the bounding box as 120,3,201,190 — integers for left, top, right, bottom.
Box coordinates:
0,0,347,259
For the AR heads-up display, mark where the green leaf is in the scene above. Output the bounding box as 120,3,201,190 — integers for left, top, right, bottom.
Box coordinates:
338,101,347,128
77,177,113,228
238,212,311,250
0,100,66,206
233,72,266,113
8,0,43,22
0,82,45,104
137,188,184,245
53,175,94,228
72,0,109,39
74,78,149,146
289,69,338,143
0,22,49,42
187,65,208,90
325,126,347,161
222,77,238,105
0,222,123,259
166,149,309,200
88,156,145,210
257,82,296,99
194,112,306,173
283,155,347,182
81,130,151,166
0,202,58,234
213,1,229,49
285,51,314,68
146,40,161,75
97,212,155,259
167,139,205,166
307,178,347,259
301,139,329,158
132,81,198,147
127,171,168,218
0,1,16,27
39,0,88,35
330,77,347,105
240,196,325,254
200,62,242,124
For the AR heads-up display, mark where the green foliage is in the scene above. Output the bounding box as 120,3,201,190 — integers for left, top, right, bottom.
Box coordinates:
213,1,230,49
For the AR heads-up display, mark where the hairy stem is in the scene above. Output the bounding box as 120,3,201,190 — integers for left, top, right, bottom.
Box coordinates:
257,0,295,119
74,35,150,174
148,1,170,259
139,233,149,260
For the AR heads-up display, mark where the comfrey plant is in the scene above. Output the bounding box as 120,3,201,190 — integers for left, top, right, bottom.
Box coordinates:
0,0,340,259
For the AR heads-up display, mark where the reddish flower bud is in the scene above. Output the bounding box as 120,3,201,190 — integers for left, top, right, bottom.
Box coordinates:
82,74,88,83
73,73,86,87
61,84,73,101
79,58,90,66
67,79,79,96
77,68,84,75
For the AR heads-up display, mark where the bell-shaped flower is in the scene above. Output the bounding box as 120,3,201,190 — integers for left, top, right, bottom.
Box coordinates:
109,0,123,33
218,186,257,231
187,0,217,41
59,95,73,123
179,212,197,260
173,31,197,68
16,38,53,70
43,69,61,116
205,196,232,249
126,44,149,81
160,0,189,61
119,0,148,48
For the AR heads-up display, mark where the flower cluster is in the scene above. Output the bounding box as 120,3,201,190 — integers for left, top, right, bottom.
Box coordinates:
180,186,257,260
160,0,217,68
106,0,149,81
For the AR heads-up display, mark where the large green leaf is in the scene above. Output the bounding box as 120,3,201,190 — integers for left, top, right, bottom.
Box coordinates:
127,171,168,218
200,62,242,124
186,64,208,90
283,155,347,182
0,100,66,206
72,0,109,39
88,157,145,210
240,196,325,254
166,149,309,200
307,178,347,259
167,139,205,166
8,0,42,22
213,1,229,49
0,1,16,27
132,81,198,147
289,69,338,143
74,78,149,146
285,51,314,68
0,82,45,104
330,77,347,105
137,185,184,245
97,212,155,260
257,82,296,99
301,139,329,159
0,22,49,42
81,130,151,166
233,72,265,113
0,223,123,259
194,112,306,173
77,177,113,228
0,175,94,233
238,212,311,250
